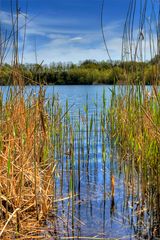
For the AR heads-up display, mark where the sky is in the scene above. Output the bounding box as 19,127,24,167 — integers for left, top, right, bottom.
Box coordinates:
0,0,159,64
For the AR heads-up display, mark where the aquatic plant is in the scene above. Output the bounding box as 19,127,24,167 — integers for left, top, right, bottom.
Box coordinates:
107,85,160,238
0,87,57,238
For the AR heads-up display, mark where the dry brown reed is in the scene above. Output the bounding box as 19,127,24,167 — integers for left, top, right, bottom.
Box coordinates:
0,88,56,239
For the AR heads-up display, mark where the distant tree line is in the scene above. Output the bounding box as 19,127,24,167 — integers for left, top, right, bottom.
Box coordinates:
0,57,159,85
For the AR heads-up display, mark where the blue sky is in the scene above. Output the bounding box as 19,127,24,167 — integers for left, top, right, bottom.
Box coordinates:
0,0,159,64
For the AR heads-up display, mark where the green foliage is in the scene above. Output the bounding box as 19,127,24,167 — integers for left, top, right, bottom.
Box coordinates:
108,86,160,170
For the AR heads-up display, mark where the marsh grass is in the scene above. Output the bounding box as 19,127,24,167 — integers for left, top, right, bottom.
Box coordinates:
0,3,66,236
0,87,57,238
107,85,160,237
108,85,160,168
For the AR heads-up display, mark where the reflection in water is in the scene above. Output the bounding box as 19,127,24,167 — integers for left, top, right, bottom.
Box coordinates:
43,86,159,239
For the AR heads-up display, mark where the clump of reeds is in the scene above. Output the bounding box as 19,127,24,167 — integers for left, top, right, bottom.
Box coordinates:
108,85,160,169
0,87,56,238
108,85,160,237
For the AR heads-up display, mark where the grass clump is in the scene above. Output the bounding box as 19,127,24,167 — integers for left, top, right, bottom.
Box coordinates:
108,86,160,169
107,85,160,237
0,87,56,239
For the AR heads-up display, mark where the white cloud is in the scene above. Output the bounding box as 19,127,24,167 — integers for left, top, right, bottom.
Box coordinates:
70,37,83,42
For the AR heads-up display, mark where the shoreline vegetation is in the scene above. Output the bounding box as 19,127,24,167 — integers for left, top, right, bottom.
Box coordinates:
108,85,160,238
0,88,57,238
0,57,160,86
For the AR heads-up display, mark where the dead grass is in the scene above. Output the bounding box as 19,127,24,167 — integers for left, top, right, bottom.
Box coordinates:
0,87,56,239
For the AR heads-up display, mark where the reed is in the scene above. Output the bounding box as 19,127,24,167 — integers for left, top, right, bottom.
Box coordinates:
108,85,160,167
107,85,160,237
0,87,58,238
